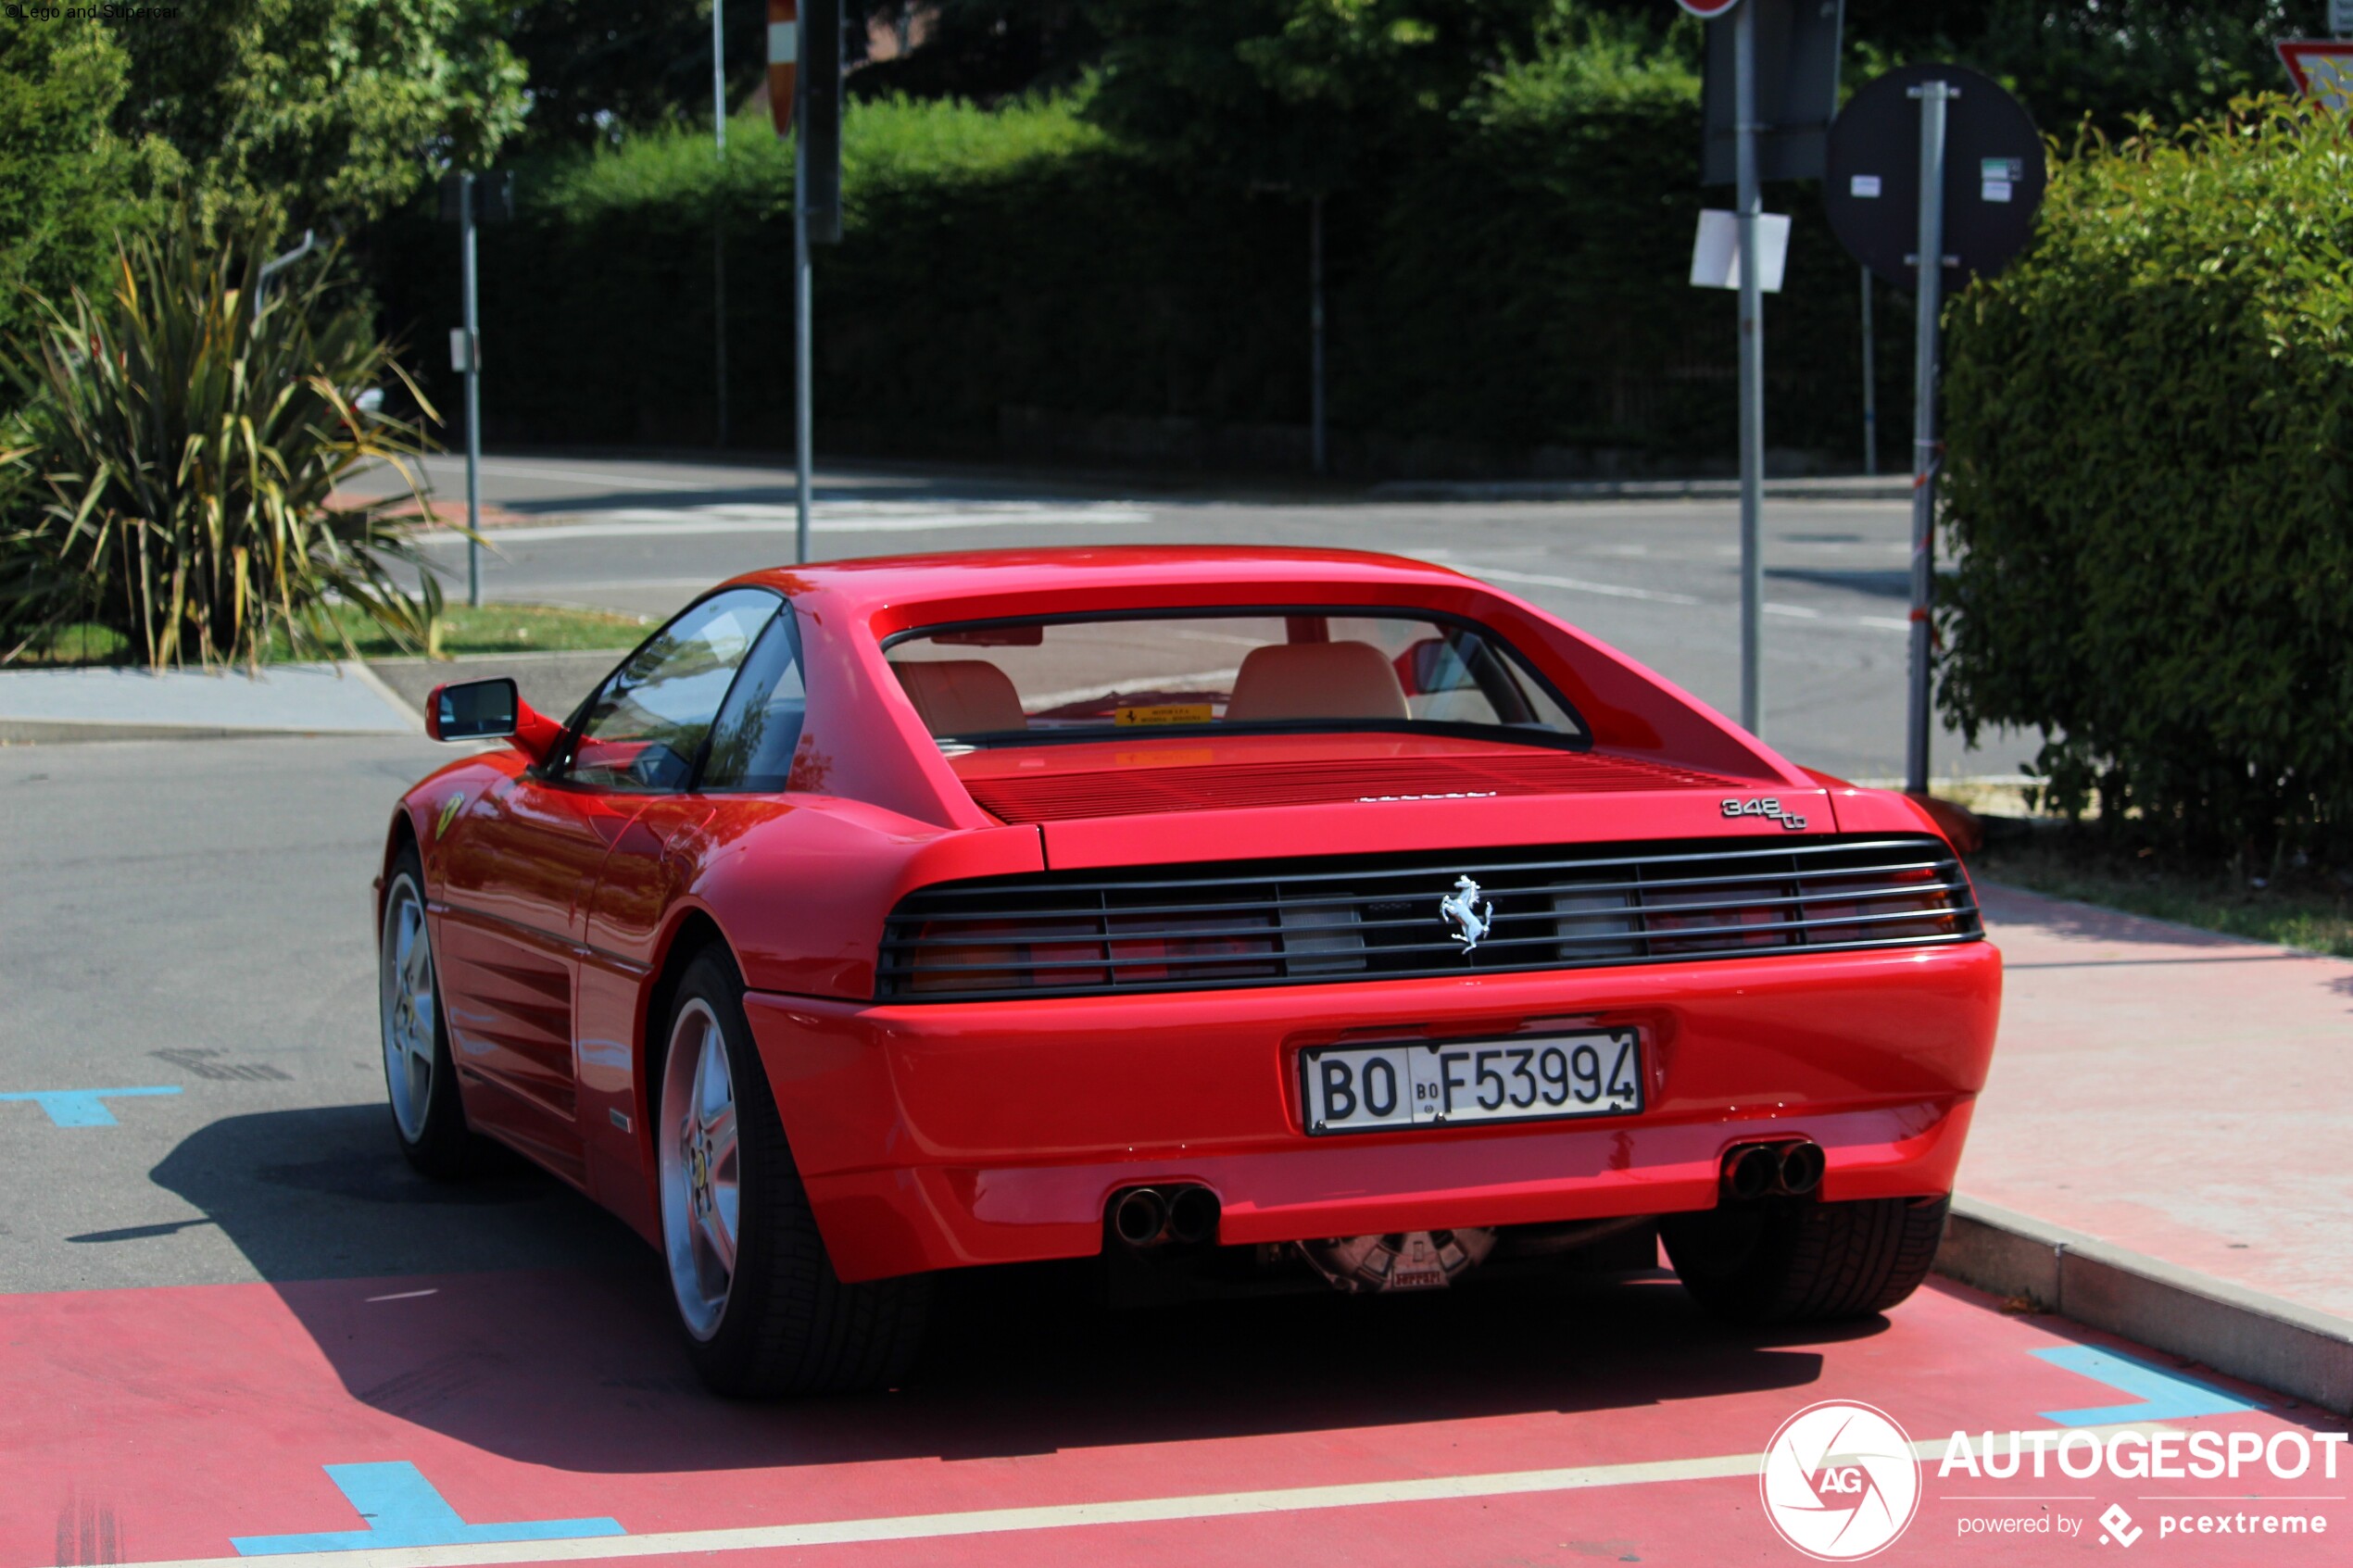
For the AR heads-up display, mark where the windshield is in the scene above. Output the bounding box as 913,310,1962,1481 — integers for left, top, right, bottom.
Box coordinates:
883,609,1587,750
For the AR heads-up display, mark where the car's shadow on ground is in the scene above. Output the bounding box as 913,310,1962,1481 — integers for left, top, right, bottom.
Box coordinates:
152,1104,1884,1474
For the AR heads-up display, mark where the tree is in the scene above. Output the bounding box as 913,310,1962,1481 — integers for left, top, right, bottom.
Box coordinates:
113,0,528,232
505,0,771,151
1081,0,1563,470
1085,0,1554,193
0,20,157,348
1843,0,2298,131
849,3,1106,104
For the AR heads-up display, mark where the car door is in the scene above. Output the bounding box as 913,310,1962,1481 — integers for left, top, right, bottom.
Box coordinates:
436,588,782,1180
575,603,810,1223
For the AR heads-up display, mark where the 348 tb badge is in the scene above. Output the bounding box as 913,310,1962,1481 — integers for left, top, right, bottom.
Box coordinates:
1722,797,1809,832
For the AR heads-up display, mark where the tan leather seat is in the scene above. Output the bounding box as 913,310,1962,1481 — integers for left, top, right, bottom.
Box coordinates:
1225,641,1411,724
893,659,1027,736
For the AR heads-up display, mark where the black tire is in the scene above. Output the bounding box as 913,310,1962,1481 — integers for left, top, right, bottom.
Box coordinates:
1661,1196,1949,1325
379,844,476,1179
659,947,931,1397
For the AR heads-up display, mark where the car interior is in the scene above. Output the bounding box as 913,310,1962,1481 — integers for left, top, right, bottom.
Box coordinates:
891,639,1416,738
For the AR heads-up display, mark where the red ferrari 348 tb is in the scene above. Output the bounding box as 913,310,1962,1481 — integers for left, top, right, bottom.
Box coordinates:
378,546,2000,1396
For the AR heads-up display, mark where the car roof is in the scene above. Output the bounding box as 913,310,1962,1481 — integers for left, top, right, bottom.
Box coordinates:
724,546,1478,619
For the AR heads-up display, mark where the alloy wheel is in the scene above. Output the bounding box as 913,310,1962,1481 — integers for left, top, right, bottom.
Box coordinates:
379,873,437,1143
659,998,741,1341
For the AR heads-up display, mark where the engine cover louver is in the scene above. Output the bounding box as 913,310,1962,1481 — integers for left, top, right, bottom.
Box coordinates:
875,835,1981,1001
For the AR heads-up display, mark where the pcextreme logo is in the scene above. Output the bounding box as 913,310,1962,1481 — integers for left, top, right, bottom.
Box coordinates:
1760,1400,1922,1561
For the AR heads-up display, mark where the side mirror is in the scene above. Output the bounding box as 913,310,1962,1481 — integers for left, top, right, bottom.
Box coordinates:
425,678,518,741
1396,637,1478,697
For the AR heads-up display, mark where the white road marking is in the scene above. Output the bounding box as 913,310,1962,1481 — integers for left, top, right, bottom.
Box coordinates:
1429,556,1907,635
444,461,724,492
362,1288,439,1303
1443,561,1704,607
416,501,1151,546
1020,668,1241,709
107,1427,2173,1568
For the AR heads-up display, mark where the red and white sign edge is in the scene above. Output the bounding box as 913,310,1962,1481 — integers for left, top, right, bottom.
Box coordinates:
2279,39,2353,108
1675,0,1743,17
768,0,799,139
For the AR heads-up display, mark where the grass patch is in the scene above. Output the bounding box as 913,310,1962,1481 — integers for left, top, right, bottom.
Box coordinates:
6,603,651,667
336,602,652,659
5,622,132,666
1972,824,2353,960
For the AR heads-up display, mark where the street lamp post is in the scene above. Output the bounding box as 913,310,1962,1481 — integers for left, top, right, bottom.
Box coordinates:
712,0,730,449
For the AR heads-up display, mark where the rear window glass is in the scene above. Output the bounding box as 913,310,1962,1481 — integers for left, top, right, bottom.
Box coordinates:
883,610,1586,749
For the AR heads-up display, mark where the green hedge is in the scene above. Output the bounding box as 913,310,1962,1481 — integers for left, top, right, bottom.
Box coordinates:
363,82,1899,470
1938,103,2353,861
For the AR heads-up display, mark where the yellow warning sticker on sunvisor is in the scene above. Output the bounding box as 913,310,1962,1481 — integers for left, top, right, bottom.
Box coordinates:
1114,704,1215,727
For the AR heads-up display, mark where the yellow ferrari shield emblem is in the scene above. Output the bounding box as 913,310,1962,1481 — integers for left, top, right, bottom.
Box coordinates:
434,791,466,841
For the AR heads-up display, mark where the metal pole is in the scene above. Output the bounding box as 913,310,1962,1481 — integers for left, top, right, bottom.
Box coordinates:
1733,0,1765,736
1860,264,1878,477
1309,194,1327,476
713,0,730,448
460,173,483,609
254,230,315,322
793,98,814,565
1906,81,1954,797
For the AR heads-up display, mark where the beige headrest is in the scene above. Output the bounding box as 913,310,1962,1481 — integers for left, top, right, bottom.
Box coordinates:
893,659,1027,736
1225,641,1410,724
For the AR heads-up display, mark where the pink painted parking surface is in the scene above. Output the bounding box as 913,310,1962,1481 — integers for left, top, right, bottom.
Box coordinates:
8,1261,2345,1568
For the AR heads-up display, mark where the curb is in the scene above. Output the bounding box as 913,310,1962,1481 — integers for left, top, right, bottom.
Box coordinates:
0,659,422,745
1937,1196,2353,1415
1371,477,1914,504
340,659,425,732
0,721,408,745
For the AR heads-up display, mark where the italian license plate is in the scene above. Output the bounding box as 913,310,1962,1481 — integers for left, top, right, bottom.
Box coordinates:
1299,1031,1642,1135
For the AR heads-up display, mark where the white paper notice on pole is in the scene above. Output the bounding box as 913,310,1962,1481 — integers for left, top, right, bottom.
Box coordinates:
447,328,476,373
1850,174,1882,198
1689,209,1791,294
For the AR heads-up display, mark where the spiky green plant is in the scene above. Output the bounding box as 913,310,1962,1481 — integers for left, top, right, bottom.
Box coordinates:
0,207,448,669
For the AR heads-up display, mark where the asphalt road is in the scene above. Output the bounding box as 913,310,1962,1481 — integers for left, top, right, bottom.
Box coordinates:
351,452,2038,784
0,734,633,1295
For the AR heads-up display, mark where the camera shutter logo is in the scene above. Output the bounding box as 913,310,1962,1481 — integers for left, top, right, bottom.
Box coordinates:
1759,1400,1921,1561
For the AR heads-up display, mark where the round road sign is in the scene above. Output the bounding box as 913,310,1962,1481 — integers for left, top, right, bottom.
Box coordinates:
1823,63,2045,293
1675,0,1743,17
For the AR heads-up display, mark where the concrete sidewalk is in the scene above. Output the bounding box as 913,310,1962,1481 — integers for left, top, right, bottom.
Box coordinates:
1947,884,2353,1410
0,662,420,742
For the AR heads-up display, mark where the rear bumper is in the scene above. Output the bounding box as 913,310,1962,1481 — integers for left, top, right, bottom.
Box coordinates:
743,942,2001,1283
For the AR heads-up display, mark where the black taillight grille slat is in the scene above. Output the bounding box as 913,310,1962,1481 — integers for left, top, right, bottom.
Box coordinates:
875,904,1969,976
880,884,1975,951
875,835,1980,999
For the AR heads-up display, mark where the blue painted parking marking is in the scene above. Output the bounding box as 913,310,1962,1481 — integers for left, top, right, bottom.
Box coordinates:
230,1462,624,1555
0,1086,180,1127
2032,1346,2262,1426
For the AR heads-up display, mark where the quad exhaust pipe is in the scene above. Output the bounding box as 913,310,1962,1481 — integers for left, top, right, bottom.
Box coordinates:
1109,1184,1221,1248
1720,1139,1825,1202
